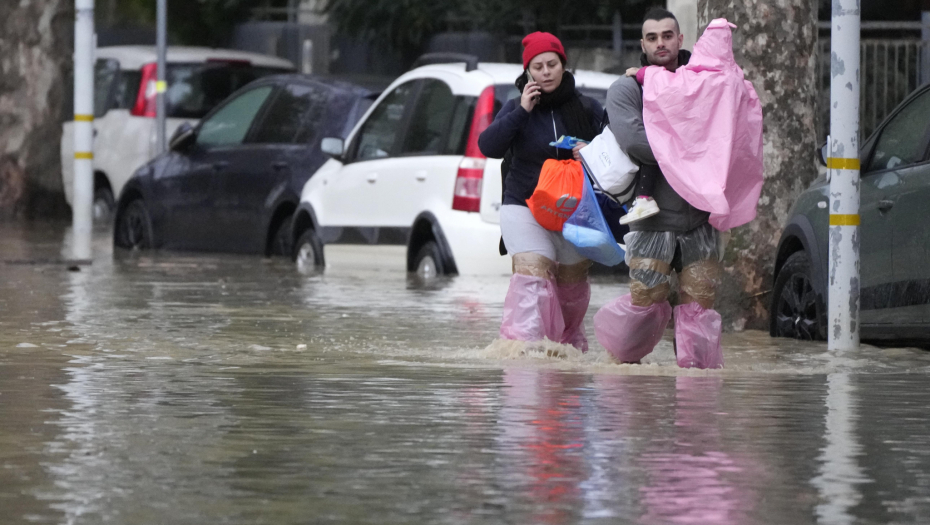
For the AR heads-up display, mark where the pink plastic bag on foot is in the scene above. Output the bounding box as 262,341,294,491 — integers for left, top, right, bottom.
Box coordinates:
500,274,565,342
594,294,671,363
674,302,724,369
557,281,590,352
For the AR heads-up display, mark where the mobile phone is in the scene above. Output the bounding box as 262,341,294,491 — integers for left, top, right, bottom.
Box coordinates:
525,70,534,84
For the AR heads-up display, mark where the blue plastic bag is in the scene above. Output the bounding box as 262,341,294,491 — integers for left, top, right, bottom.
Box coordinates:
562,169,626,266
549,135,583,150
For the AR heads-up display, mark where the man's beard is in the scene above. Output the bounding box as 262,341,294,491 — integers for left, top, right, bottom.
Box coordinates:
648,50,677,66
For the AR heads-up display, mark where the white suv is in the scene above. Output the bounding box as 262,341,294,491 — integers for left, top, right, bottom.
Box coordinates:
291,56,618,276
61,46,293,221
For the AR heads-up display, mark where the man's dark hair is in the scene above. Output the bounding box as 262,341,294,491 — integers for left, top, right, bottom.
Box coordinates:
643,7,679,30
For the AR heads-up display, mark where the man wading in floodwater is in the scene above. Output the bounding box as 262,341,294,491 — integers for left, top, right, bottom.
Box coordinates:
593,8,725,369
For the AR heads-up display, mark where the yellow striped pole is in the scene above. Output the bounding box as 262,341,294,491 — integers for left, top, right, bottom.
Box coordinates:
828,0,861,351
73,0,95,260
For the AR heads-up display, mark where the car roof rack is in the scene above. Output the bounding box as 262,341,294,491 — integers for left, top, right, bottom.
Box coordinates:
411,53,479,72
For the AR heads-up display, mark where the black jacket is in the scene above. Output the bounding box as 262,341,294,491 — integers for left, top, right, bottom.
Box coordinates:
478,92,605,206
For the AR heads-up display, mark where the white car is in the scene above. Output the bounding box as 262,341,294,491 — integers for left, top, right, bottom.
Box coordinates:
61,46,294,221
291,56,618,276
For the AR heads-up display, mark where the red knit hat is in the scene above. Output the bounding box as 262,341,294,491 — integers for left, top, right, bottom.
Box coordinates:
522,32,566,69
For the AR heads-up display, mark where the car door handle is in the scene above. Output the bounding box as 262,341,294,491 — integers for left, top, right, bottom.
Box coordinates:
367,173,378,184
272,161,288,170
213,161,229,171
415,171,427,182
878,199,894,212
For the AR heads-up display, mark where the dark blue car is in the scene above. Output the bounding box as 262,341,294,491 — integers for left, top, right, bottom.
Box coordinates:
113,75,375,255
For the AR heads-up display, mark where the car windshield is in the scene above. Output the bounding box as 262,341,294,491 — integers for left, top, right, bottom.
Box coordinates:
493,84,609,117
165,62,290,119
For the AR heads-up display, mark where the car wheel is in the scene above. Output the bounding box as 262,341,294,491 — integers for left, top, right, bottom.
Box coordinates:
269,215,294,257
413,241,445,279
771,251,826,340
293,228,324,272
114,199,153,250
93,187,115,223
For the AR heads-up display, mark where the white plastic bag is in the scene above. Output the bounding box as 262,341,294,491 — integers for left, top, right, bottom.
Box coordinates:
578,126,639,204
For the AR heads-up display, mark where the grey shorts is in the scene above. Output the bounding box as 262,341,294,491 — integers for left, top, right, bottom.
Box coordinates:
500,205,586,265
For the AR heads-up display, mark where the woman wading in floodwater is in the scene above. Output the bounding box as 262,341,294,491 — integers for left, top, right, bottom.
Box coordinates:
478,32,605,352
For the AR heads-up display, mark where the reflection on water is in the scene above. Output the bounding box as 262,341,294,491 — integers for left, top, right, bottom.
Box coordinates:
3,223,930,523
812,373,867,525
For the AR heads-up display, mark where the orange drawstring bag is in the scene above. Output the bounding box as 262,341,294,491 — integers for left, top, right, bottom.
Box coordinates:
526,159,584,231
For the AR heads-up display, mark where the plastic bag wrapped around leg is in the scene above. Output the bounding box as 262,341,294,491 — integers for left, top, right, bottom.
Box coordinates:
500,274,565,342
679,259,722,309
557,280,590,352
678,223,723,266
674,302,724,369
594,294,672,363
623,231,676,288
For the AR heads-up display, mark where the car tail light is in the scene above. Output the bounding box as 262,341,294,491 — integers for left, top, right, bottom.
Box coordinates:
452,85,495,213
131,63,158,118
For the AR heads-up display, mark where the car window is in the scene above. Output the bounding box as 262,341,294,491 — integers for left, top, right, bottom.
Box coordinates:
165,63,289,120
400,80,460,155
868,89,930,172
341,96,375,138
250,83,329,144
113,70,141,110
196,86,273,148
444,96,474,155
353,81,417,161
494,84,518,116
94,59,120,117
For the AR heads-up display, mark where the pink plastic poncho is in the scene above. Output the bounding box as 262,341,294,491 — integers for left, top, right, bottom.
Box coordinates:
641,18,764,231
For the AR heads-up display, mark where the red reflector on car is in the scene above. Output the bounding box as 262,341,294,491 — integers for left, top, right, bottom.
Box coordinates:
452,86,495,213
452,159,486,212
131,62,158,118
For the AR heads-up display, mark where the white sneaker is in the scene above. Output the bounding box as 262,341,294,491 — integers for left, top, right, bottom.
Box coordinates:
619,197,660,225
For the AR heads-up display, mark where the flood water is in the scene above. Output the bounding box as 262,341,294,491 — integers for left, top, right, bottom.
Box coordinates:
3,222,930,524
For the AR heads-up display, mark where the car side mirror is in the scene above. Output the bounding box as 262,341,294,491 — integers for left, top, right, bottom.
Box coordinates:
169,122,197,152
321,137,344,159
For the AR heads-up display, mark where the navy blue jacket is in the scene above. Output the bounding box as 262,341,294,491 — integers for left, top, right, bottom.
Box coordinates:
478,92,604,206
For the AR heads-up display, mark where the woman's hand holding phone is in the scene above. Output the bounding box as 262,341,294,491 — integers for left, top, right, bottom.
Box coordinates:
520,79,541,113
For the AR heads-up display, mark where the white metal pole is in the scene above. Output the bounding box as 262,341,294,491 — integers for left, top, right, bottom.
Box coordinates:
156,0,167,154
73,0,95,260
828,0,861,351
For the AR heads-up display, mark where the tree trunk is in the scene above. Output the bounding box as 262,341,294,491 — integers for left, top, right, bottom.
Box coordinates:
0,0,73,220
696,0,820,330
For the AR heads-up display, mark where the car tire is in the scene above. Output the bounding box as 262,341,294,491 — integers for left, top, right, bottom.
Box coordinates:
93,187,115,223
269,215,294,257
293,228,324,272
114,199,154,250
770,251,826,340
412,241,445,279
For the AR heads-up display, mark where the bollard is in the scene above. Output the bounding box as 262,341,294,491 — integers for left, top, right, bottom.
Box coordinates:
827,0,861,351
73,0,95,260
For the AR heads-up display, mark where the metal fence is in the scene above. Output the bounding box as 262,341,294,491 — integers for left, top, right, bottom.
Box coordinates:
818,36,926,141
